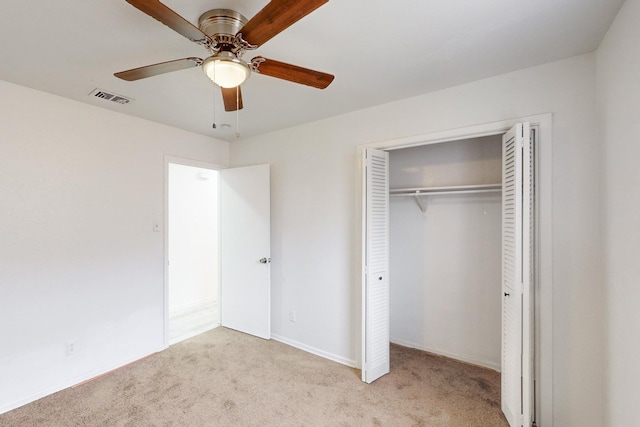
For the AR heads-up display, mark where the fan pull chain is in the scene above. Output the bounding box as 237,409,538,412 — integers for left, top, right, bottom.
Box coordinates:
235,85,240,138
212,67,217,129
212,87,217,129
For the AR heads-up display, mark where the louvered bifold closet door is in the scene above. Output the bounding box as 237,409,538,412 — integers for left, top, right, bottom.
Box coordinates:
501,123,533,427
362,148,390,383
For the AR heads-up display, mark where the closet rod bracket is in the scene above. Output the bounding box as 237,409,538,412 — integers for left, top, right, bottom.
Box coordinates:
414,191,427,213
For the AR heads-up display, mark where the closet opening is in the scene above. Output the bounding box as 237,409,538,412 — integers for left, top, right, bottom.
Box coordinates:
361,118,547,427
388,135,503,372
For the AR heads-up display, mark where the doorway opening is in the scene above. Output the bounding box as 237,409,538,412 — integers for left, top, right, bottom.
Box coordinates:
163,159,272,347
166,162,220,345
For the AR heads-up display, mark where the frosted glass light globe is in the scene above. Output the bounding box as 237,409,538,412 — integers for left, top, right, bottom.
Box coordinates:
203,53,250,88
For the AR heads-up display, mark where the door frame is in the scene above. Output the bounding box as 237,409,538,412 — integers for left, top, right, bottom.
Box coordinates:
357,113,553,426
163,156,224,349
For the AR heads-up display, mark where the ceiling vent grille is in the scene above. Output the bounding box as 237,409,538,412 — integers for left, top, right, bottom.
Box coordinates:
89,88,133,105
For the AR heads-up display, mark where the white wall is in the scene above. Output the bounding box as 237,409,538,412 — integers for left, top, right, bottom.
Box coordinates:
388,137,502,370
0,80,228,413
230,54,603,426
597,0,640,425
388,136,503,189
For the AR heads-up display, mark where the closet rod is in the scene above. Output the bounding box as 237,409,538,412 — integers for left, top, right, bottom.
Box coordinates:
389,188,502,197
389,183,502,196
389,184,502,213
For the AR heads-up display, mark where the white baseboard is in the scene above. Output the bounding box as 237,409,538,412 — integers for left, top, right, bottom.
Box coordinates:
0,350,160,415
271,334,356,368
390,338,501,372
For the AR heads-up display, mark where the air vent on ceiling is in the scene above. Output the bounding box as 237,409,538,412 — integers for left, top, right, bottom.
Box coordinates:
89,88,133,105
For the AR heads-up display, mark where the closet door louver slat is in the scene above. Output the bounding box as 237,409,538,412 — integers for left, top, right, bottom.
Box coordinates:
501,123,533,427
362,148,390,383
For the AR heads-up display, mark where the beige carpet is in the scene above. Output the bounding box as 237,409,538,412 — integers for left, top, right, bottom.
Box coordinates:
0,327,508,426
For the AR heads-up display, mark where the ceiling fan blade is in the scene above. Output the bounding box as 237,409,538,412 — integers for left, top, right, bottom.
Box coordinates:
240,0,329,47
222,86,244,111
252,57,334,89
114,57,203,81
125,0,211,44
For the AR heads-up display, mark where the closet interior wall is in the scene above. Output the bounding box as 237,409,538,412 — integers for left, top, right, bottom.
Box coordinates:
388,135,503,371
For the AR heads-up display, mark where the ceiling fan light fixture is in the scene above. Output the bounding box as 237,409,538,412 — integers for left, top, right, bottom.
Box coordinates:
203,52,250,88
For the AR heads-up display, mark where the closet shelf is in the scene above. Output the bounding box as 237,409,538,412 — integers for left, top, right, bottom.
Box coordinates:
389,184,502,212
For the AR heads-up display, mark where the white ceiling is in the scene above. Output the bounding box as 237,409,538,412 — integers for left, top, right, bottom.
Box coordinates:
0,0,624,141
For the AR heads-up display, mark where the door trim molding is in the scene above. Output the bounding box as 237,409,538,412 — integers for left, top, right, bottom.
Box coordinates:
356,113,553,426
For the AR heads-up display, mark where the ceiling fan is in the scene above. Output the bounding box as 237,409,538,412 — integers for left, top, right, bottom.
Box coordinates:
115,0,335,112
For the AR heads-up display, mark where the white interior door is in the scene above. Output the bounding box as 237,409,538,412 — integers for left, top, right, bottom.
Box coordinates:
220,164,271,339
361,148,390,383
502,123,534,427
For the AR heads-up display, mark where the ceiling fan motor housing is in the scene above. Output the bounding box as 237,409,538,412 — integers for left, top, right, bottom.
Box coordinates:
198,9,248,48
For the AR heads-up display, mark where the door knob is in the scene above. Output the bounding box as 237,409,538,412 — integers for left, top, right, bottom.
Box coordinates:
259,257,270,264
504,292,510,297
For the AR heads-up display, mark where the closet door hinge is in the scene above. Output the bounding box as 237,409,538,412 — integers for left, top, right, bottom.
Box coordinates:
520,414,535,427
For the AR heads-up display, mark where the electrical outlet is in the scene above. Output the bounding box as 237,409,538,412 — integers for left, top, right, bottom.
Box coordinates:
289,310,297,323
66,340,78,356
